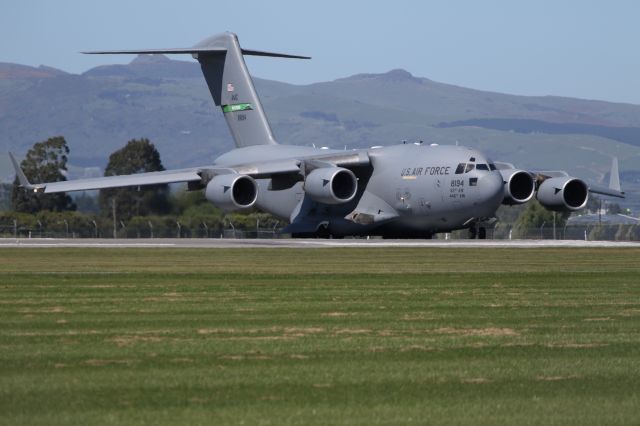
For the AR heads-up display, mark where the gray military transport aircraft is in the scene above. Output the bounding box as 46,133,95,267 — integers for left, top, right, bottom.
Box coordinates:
10,32,625,238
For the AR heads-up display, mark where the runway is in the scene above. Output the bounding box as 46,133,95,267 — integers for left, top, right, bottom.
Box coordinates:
1,238,638,248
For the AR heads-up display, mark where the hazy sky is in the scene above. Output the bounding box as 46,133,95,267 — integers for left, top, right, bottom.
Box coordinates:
2,0,639,104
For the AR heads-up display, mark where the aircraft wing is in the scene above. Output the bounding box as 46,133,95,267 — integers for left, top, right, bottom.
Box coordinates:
587,184,625,198
230,150,371,177
530,171,625,198
10,149,370,194
530,157,625,199
10,152,218,194
35,170,204,193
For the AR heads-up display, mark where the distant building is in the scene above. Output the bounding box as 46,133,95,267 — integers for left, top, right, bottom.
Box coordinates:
568,213,640,226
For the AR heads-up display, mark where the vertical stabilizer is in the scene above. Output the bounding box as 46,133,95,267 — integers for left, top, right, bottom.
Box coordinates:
83,32,310,149
194,33,276,148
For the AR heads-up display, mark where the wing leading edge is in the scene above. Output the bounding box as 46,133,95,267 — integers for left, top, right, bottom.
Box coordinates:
10,151,205,194
35,170,204,193
9,149,370,194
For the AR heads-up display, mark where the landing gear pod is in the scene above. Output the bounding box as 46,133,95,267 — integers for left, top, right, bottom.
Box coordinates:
304,167,357,205
205,174,257,212
537,176,588,211
499,169,535,205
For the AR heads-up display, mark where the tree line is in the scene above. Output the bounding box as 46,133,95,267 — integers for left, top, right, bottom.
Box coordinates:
2,135,636,239
4,136,280,238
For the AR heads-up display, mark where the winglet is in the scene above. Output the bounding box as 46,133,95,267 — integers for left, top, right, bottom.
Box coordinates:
609,157,621,192
588,156,625,198
9,152,42,192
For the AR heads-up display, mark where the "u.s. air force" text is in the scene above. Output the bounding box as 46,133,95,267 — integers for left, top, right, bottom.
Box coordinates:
400,166,451,177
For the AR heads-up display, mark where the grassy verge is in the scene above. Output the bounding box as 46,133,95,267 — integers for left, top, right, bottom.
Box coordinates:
1,248,639,425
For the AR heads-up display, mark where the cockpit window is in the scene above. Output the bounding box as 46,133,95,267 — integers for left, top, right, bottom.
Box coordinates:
489,163,497,171
476,164,489,171
455,163,478,174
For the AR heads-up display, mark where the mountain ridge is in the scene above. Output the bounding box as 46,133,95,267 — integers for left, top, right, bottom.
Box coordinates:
0,55,638,210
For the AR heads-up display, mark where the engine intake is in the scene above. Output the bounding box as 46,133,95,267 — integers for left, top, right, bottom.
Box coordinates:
305,167,357,205
205,174,257,212
499,169,535,205
536,176,588,211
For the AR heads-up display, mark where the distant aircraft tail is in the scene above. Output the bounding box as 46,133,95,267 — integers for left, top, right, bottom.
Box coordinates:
84,32,310,148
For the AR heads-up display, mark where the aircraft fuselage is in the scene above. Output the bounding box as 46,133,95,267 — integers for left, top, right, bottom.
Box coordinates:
214,143,504,237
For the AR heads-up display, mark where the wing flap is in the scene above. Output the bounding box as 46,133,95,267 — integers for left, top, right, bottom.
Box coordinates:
232,159,302,178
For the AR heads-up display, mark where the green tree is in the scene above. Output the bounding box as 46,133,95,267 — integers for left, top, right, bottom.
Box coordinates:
11,136,76,213
585,195,601,214
99,138,170,220
513,200,570,237
606,203,623,215
73,192,100,214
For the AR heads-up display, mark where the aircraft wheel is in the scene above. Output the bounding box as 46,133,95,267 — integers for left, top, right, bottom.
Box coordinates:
315,225,331,239
468,227,477,239
478,227,487,240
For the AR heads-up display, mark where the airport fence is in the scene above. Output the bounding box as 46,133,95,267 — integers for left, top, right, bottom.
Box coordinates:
0,212,283,239
0,223,281,239
441,224,640,241
1,213,639,240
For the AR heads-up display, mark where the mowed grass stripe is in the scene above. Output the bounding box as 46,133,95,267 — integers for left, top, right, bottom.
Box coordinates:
0,248,639,425
1,247,638,273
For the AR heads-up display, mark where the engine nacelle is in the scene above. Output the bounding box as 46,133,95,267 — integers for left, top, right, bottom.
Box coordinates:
536,176,588,212
499,169,535,205
305,167,357,205
205,174,257,212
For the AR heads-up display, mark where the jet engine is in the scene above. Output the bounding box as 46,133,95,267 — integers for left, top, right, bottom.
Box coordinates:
304,167,357,204
536,176,588,211
205,174,257,212
499,169,535,205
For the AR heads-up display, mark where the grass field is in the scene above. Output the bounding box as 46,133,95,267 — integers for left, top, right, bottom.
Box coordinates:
1,247,639,425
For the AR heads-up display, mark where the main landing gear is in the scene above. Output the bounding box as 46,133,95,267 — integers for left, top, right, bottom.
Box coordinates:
468,225,487,240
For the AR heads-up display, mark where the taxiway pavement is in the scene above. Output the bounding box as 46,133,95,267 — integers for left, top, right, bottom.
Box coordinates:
1,238,638,248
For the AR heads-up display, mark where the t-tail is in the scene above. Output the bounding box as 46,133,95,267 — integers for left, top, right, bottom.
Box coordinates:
84,32,310,148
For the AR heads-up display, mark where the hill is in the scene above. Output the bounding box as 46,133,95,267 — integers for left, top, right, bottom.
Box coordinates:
1,56,638,209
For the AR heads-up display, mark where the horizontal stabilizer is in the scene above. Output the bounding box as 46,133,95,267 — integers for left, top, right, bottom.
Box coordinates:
82,48,227,55
83,48,310,60
241,49,310,59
